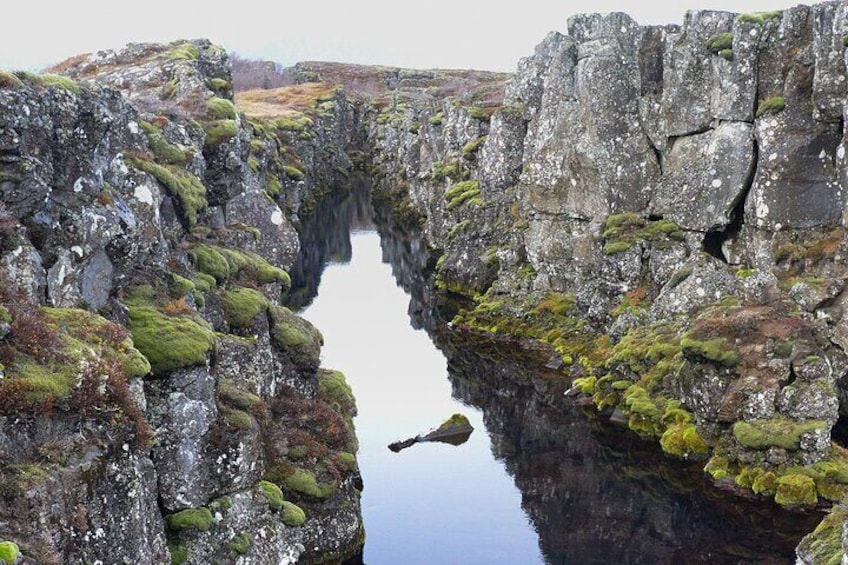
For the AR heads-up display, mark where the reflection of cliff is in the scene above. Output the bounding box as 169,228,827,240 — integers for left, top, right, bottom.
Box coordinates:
372,207,822,564
444,342,821,564
287,178,374,309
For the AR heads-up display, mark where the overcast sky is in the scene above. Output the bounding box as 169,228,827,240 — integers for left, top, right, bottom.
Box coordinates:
1,1,811,72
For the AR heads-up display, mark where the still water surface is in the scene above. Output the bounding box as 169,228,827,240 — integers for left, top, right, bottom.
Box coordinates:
289,185,821,564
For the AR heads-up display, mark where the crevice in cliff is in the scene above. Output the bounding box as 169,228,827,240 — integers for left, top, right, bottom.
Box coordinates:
701,137,758,264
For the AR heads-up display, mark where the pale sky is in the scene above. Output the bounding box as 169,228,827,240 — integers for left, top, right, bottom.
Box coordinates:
1,1,813,72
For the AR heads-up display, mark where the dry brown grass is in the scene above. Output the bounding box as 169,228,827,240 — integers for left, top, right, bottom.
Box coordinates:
235,83,338,117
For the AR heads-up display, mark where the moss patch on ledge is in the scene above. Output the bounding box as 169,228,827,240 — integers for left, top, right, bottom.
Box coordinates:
125,154,207,226
269,306,323,369
188,243,291,289
167,507,213,532
602,212,684,255
221,287,268,329
733,418,827,451
797,504,847,565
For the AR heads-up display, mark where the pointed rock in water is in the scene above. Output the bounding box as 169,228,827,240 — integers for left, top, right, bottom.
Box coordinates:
388,413,474,452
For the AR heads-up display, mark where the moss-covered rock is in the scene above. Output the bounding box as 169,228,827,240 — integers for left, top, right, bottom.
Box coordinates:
270,306,322,369
203,119,239,147
659,423,709,459
774,473,817,507
125,155,207,226
797,505,847,565
281,501,307,526
127,307,216,377
227,533,252,555
317,369,356,415
732,418,827,451
167,507,214,532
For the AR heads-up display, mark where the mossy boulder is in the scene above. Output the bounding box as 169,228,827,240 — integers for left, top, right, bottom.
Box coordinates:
167,507,214,532
317,369,356,415
127,307,216,377
0,541,19,565
281,501,307,526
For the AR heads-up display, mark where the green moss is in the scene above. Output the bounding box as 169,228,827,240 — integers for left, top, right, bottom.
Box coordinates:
798,506,848,565
705,455,729,480
189,245,230,284
166,42,200,61
681,336,739,366
467,106,495,121
335,452,357,472
273,115,313,132
38,73,81,95
227,533,252,555
603,240,633,255
222,287,268,329
167,507,213,532
428,111,444,125
752,471,778,496
206,97,237,120
317,369,356,415
266,174,282,197
461,136,486,158
775,473,817,506
283,165,305,180
259,480,284,511
756,96,786,118
189,244,290,288
270,306,322,368
219,379,262,411
125,156,206,226
209,77,230,91
203,119,239,147
572,376,598,394
444,180,481,210
719,48,734,61
706,32,733,52
139,120,189,165
127,307,216,377
0,70,24,89
193,273,216,293
281,501,307,526
737,10,783,25
168,273,196,298
169,544,187,565
283,468,335,499
0,541,19,565
0,305,10,324
221,406,253,430
733,418,827,450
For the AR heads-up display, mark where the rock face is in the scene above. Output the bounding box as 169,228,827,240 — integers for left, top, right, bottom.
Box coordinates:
0,40,361,564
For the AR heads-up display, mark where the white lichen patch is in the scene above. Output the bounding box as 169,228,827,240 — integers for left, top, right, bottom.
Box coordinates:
134,184,155,206
271,208,284,226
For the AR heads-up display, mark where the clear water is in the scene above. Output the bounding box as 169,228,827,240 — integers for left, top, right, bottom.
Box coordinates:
298,228,544,564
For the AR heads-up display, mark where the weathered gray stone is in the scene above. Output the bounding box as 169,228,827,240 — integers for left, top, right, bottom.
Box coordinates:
652,122,755,231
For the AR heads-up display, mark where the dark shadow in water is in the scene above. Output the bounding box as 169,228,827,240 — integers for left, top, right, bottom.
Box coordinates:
291,183,824,565
372,199,825,565
286,179,374,310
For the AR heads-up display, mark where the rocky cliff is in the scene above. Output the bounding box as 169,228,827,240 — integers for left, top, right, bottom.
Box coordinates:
4,1,848,562
0,40,362,564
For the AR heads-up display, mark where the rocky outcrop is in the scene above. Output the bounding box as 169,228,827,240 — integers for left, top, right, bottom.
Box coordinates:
343,2,848,561
0,40,362,564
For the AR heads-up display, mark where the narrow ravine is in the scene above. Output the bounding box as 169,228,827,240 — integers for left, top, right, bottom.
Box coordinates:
293,191,543,564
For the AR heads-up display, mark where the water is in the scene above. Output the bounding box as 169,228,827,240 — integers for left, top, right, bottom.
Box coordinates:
289,183,822,564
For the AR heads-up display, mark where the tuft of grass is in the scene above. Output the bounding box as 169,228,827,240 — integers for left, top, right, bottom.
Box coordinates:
756,96,786,118
125,155,206,226
127,307,215,377
167,507,213,532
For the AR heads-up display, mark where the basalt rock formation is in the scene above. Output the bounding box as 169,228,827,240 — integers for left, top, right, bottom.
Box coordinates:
3,1,848,563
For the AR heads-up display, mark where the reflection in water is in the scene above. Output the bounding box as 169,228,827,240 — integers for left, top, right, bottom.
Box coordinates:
374,201,823,564
289,183,823,564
